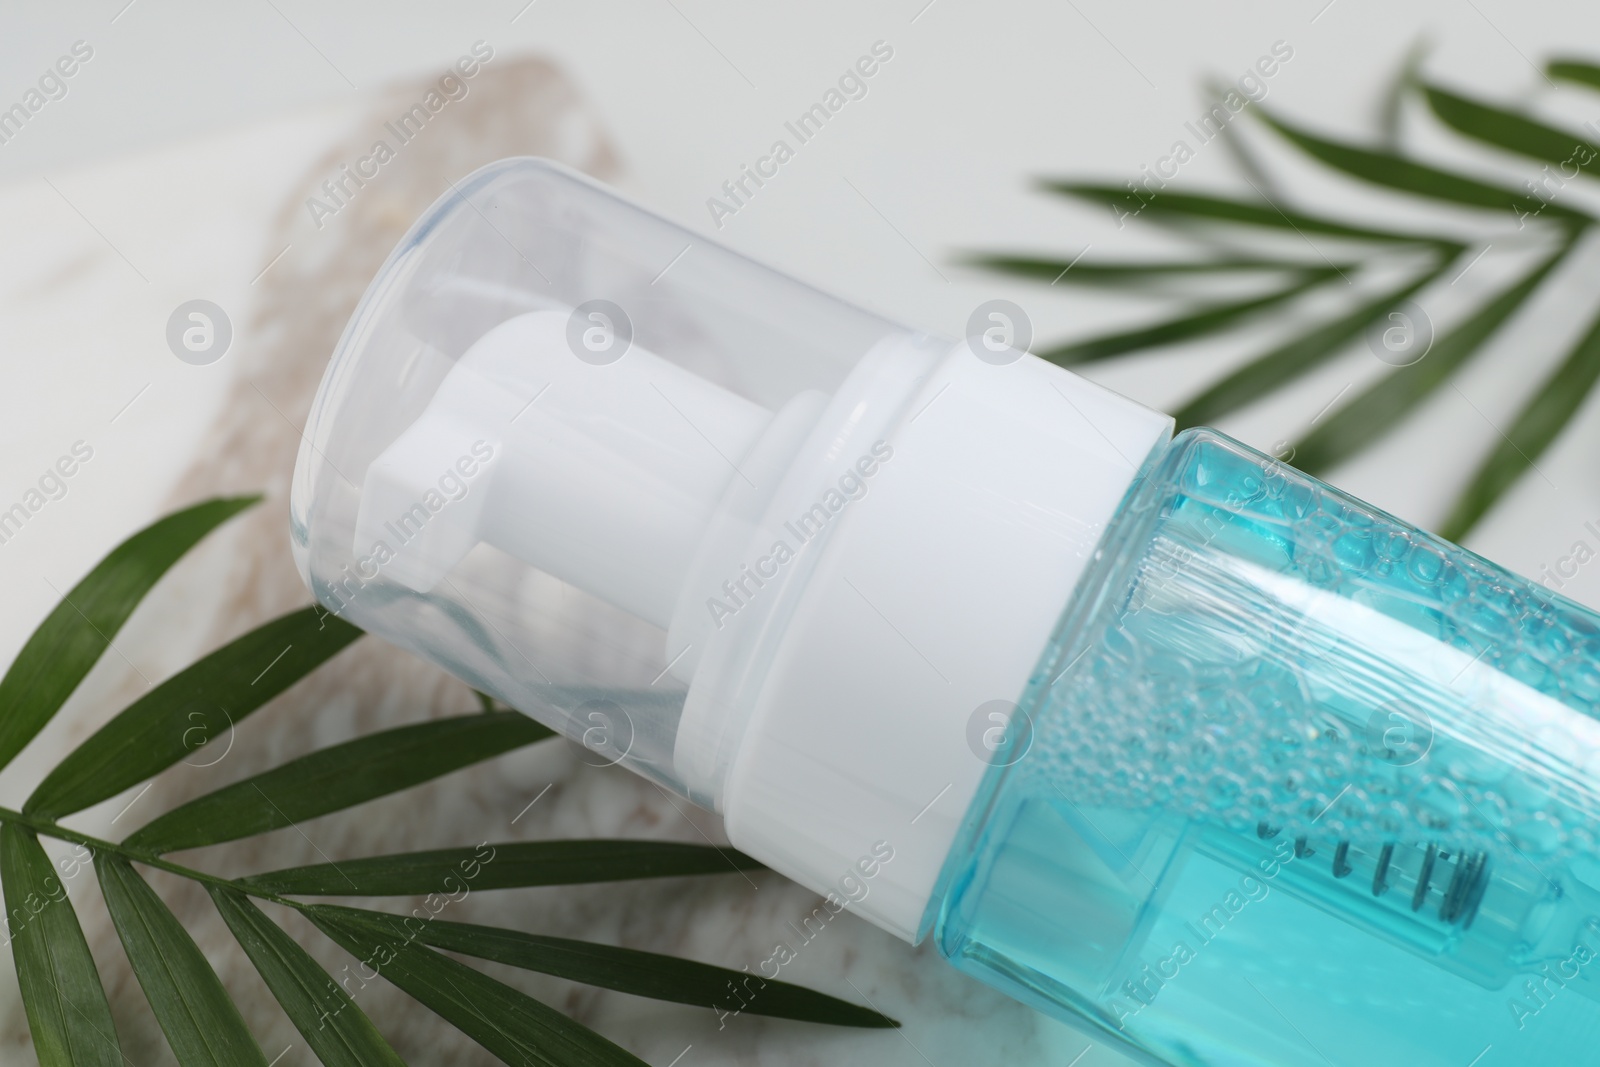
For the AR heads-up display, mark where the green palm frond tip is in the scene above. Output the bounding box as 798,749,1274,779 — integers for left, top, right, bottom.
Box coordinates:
986,52,1600,540
0,497,899,1067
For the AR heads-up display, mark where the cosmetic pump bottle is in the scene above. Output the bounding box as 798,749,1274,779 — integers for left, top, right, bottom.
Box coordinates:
292,158,1600,1066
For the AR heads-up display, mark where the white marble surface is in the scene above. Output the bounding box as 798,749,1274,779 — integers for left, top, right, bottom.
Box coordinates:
4,4,1600,1065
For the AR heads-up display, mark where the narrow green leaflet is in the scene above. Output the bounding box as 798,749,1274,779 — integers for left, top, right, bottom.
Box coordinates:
1378,42,1428,148
1294,243,1574,474
1549,59,1600,91
0,825,121,1067
1423,85,1598,174
126,712,554,855
1441,301,1600,540
0,496,258,775
95,855,267,1067
26,607,362,818
1042,183,1455,245
310,907,649,1067
1037,271,1337,365
309,904,897,1029
1206,80,1282,201
208,888,406,1067
242,840,761,896
1259,111,1590,222
966,255,1350,288
1172,260,1453,429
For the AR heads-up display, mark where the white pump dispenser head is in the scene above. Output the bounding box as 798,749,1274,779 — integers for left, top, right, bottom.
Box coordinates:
355,310,774,627
292,158,1172,941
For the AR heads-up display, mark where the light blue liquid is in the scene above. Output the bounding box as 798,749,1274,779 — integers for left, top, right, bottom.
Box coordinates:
933,428,1600,1066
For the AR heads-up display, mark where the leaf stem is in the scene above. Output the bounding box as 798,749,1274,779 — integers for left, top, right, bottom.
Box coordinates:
0,805,304,911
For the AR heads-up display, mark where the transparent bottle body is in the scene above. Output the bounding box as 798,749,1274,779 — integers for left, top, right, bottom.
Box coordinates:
933,427,1600,1066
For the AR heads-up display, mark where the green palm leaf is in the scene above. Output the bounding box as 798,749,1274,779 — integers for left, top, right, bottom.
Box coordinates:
1258,110,1589,221
126,712,553,855
96,854,269,1066
1173,261,1454,429
0,489,900,1067
1043,183,1455,245
991,53,1600,537
1422,84,1598,171
0,825,121,1067
242,840,760,896
1548,59,1600,91
967,254,1353,288
308,903,896,1029
209,887,407,1067
310,906,649,1067
1294,241,1575,474
1440,301,1600,540
0,496,257,774
26,607,362,818
1039,270,1338,365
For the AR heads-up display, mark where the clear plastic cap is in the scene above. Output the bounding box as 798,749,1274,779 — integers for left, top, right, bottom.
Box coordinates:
290,158,926,800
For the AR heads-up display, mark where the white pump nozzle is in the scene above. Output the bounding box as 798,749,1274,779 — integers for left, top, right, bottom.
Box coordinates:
355,311,774,630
